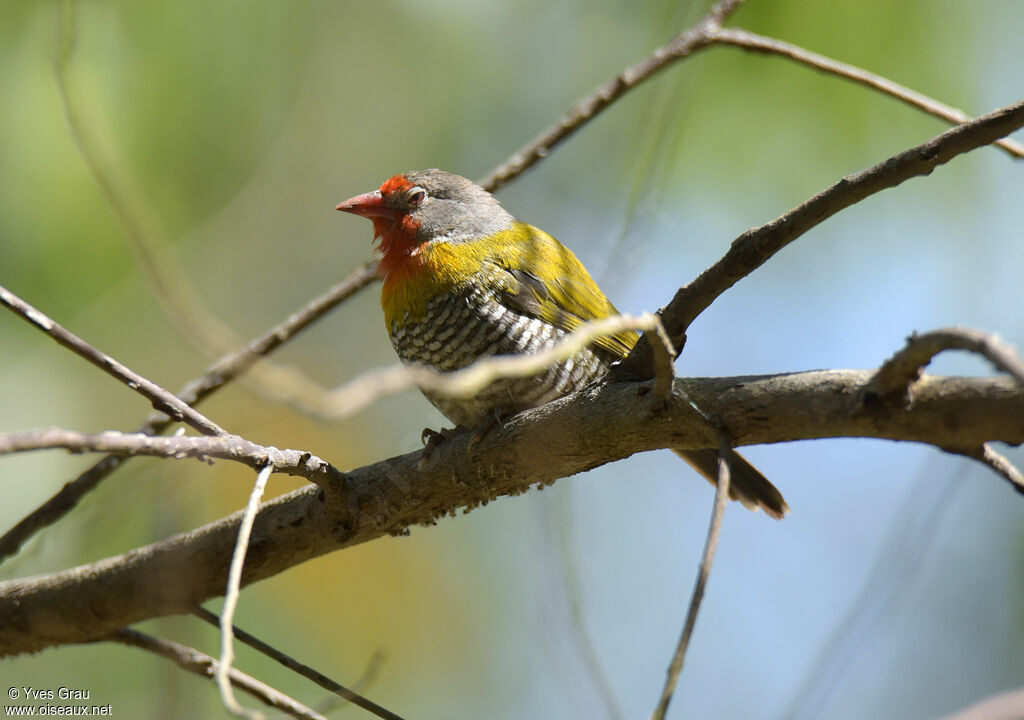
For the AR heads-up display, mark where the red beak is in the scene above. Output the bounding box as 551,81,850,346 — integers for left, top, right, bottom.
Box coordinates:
335,190,399,220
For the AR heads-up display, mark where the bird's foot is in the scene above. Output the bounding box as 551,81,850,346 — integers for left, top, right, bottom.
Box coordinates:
467,408,514,450
419,426,459,469
418,409,515,469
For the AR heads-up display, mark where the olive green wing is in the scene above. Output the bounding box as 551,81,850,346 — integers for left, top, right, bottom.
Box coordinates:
483,222,638,362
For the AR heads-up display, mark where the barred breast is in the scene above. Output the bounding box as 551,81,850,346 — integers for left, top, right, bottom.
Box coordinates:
389,286,608,427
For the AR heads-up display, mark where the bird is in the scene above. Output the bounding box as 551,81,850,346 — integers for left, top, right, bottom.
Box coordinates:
336,169,788,518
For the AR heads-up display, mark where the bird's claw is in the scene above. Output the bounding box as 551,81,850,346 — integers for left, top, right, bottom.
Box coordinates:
418,409,514,468
419,426,456,469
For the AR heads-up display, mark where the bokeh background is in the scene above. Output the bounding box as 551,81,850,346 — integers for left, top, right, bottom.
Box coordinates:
2,0,1023,718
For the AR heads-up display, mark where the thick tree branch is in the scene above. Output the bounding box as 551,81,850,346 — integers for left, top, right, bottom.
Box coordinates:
2,370,1021,657
616,99,1024,378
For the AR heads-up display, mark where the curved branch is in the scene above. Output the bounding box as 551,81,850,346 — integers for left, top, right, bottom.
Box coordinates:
711,28,1024,161
2,370,1021,657
616,98,1024,378
477,0,744,191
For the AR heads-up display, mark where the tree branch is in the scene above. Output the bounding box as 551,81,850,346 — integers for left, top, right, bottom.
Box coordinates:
616,98,1024,378
650,433,732,720
478,0,744,191
0,260,377,565
2,369,1021,657
192,607,403,720
859,327,1024,404
0,429,344,491
109,628,326,720
0,284,225,436
710,28,1024,161
956,444,1024,496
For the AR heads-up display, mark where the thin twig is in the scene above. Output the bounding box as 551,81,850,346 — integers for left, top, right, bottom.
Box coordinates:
0,284,225,436
0,429,343,488
0,260,377,565
193,607,405,720
314,650,387,716
57,0,391,430
617,98,1024,379
650,432,732,720
643,319,677,400
710,28,1024,160
705,0,747,25
293,313,668,421
55,0,240,357
861,327,1024,404
477,0,746,191
958,444,1024,497
217,464,273,720
479,0,1022,193
0,315,667,460
109,628,327,720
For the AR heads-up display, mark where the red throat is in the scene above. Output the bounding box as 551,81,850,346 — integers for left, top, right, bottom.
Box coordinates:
375,214,423,283
338,174,425,283
375,175,423,281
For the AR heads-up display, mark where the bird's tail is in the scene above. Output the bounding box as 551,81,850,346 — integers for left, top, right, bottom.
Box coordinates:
672,448,789,520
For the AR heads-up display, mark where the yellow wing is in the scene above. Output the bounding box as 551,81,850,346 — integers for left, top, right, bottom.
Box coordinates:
485,222,638,362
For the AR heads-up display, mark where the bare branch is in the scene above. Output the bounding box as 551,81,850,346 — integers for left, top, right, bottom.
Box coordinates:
478,0,740,191
859,327,1024,405
617,99,1024,379
480,0,1022,193
55,0,240,358
0,429,343,489
957,444,1024,496
0,260,377,565
193,607,405,720
3,370,1021,656
643,320,677,401
705,0,747,26
301,313,668,420
650,433,732,720
216,465,273,720
710,28,1024,160
0,284,225,436
109,628,326,720
856,329,1024,493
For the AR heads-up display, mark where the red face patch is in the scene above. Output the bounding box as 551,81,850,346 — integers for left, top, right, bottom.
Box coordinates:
368,174,424,282
379,173,415,197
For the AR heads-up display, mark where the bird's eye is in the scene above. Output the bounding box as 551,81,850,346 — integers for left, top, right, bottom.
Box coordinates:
406,188,426,206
